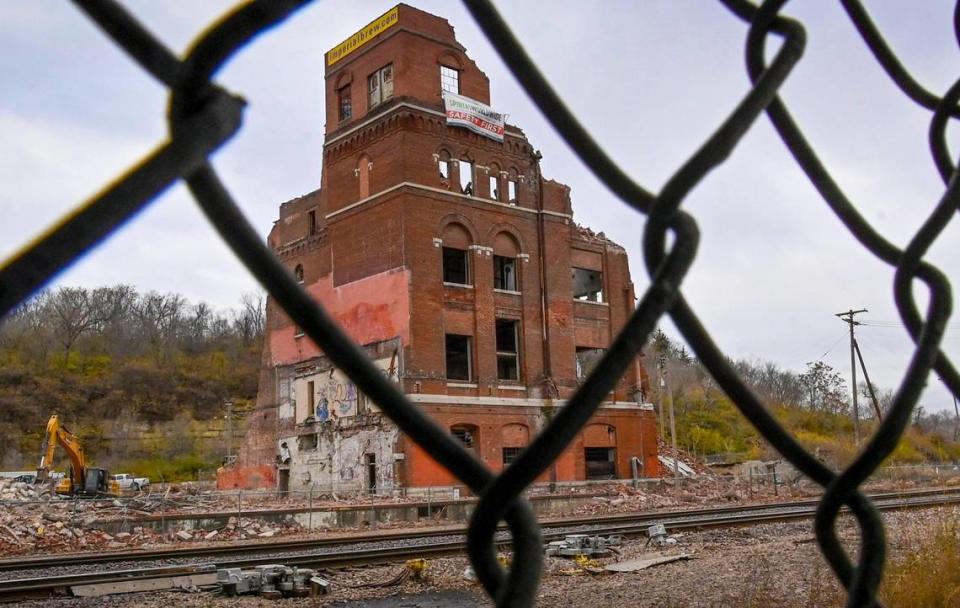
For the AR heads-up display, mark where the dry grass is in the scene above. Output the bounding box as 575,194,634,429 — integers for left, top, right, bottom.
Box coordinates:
881,514,960,607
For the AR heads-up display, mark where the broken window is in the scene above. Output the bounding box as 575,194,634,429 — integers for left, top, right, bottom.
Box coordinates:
445,334,472,381
294,264,304,283
572,267,604,302
576,347,605,380
440,65,460,94
502,447,521,465
337,84,352,121
584,447,616,479
442,247,469,285
438,157,450,181
493,255,517,291
489,175,499,200
459,160,473,195
507,176,518,204
495,319,519,381
451,425,476,448
368,64,393,108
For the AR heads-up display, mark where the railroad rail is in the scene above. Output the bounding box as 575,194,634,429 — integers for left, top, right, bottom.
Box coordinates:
0,486,957,574
1,488,958,602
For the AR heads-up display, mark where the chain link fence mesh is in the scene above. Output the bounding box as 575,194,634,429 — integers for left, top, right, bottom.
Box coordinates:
0,1,958,606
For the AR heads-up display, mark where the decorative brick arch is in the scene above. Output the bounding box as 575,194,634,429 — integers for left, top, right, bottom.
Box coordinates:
486,223,524,255
582,423,616,447
437,50,462,70
436,214,478,247
501,423,529,447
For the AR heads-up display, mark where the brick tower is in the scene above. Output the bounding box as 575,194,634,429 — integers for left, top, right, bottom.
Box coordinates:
219,4,657,492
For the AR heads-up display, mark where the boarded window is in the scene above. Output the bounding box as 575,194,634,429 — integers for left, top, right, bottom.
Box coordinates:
445,334,472,380
493,255,516,291
442,247,469,284
496,319,519,381
572,267,604,302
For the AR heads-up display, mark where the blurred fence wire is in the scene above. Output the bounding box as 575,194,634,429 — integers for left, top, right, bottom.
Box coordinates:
0,0,958,606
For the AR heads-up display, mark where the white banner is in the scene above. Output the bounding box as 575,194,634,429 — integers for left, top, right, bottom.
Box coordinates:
444,92,505,142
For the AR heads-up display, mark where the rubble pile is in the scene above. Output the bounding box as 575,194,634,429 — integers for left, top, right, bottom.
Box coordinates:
169,516,302,543
0,480,48,501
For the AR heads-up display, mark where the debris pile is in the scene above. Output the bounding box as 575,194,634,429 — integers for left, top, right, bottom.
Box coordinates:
169,516,301,543
0,480,47,501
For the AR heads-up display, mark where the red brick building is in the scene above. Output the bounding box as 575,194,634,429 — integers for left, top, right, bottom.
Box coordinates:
219,4,657,492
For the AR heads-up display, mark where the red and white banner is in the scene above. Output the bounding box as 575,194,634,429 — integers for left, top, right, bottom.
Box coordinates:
444,92,505,142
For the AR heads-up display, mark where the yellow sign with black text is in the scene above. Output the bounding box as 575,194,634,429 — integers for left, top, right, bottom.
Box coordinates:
325,7,399,66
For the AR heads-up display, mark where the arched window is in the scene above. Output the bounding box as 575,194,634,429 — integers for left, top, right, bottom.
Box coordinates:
294,264,304,283
357,153,371,199
487,163,501,201
437,149,452,187
441,222,472,285
507,167,520,204
492,231,520,291
458,157,474,196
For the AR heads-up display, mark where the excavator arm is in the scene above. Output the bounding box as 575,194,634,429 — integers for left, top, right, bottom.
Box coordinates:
36,415,86,490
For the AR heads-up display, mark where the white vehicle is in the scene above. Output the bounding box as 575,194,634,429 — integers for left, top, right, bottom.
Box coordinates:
109,473,149,491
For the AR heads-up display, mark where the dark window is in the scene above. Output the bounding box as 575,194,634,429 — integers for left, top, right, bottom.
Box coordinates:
502,447,521,465
441,65,460,94
452,425,476,448
294,264,304,283
338,85,352,121
368,64,393,108
585,447,616,479
576,347,605,380
442,247,469,285
496,319,519,381
445,334,472,381
493,255,517,291
572,267,604,302
307,380,315,414
307,209,317,236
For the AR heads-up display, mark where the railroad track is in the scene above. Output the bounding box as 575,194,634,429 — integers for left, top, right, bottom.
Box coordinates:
1,487,958,602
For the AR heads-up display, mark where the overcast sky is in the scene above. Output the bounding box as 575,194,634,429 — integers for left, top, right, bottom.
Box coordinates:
1,1,958,412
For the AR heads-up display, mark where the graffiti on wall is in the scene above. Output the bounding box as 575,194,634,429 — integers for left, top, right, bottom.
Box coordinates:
294,351,399,423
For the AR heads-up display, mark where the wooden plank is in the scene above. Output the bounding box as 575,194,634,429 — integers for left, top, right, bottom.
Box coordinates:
70,573,218,597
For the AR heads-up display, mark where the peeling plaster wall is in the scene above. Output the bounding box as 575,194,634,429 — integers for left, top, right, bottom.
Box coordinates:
285,417,401,493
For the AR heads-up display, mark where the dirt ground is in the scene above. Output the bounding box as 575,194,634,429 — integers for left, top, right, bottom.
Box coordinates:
19,505,955,608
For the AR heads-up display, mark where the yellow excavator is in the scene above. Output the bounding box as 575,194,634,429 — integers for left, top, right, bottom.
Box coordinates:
36,415,116,496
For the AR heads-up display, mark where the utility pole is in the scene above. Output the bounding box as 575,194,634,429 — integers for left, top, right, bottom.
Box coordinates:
836,309,867,444
662,366,680,493
657,355,667,441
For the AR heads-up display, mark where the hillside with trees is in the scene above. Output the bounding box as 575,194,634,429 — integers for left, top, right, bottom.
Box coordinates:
646,330,960,466
0,286,264,479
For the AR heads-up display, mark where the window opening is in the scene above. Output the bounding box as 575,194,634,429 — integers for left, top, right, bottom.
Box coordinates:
294,264,304,283
368,64,393,108
489,175,499,200
572,267,604,302
439,158,449,181
495,319,519,381
442,247,469,285
502,447,521,465
459,160,473,195
584,447,616,479
440,65,460,94
451,426,475,448
445,334,472,381
307,209,317,236
365,454,377,493
576,347,605,380
337,85,352,121
507,179,517,204
493,255,516,291
307,380,315,416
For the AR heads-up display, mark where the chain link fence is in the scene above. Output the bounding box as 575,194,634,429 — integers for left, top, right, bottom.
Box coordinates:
0,1,957,606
